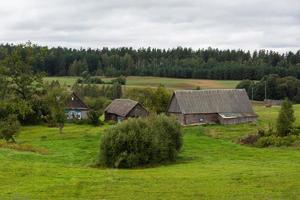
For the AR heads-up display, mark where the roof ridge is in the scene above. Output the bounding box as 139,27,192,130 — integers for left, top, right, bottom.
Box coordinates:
175,89,245,92
115,98,138,103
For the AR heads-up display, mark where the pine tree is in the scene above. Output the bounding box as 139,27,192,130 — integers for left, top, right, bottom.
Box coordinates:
276,99,295,136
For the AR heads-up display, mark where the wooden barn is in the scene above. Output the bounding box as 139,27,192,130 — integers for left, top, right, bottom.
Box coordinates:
104,99,148,122
167,89,257,125
65,92,89,120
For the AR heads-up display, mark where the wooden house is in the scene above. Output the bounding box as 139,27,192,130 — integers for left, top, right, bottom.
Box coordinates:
104,99,148,122
65,92,89,120
167,89,257,125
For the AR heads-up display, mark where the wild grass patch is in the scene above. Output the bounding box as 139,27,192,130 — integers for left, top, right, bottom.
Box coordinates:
0,140,49,155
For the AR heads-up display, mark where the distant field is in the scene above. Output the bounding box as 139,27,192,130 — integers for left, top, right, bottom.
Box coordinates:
44,76,240,90
1,105,300,199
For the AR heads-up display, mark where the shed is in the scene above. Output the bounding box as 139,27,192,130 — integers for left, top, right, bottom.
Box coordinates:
104,99,148,122
167,89,257,125
65,92,89,120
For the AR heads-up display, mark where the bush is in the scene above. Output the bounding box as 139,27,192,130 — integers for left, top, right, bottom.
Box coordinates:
76,77,104,84
0,115,21,142
111,76,126,85
239,127,300,147
106,120,116,125
72,118,89,125
255,135,299,147
90,77,104,84
239,134,260,146
98,115,182,168
88,110,101,126
292,126,300,135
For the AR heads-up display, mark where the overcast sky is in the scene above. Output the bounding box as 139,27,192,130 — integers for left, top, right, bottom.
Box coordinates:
0,0,299,52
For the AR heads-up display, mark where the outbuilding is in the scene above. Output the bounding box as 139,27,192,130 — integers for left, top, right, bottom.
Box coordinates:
104,99,148,122
167,89,257,125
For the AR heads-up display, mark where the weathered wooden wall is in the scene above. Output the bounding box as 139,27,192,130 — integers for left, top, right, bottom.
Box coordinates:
104,112,118,121
218,116,257,125
170,113,257,125
127,105,148,118
168,96,181,113
169,113,185,124
184,113,219,125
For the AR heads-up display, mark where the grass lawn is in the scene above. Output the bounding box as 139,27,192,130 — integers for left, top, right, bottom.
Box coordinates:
44,76,240,90
1,105,300,199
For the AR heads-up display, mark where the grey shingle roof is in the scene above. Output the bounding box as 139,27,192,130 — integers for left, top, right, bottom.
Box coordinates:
171,89,255,115
104,99,139,117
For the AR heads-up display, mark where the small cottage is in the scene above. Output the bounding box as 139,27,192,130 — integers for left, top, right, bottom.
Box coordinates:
167,89,257,125
104,99,148,122
65,92,89,120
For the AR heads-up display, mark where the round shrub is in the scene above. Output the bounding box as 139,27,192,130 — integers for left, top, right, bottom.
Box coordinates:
98,114,182,168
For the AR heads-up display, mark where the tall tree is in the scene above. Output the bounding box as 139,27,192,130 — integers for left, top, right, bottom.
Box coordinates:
276,99,295,136
45,83,68,134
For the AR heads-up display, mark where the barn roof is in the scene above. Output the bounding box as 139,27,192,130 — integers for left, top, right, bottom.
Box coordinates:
104,99,139,117
66,92,89,110
169,89,256,115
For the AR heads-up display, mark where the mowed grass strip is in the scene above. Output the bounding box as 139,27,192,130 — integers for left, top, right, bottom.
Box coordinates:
44,76,240,90
1,105,300,199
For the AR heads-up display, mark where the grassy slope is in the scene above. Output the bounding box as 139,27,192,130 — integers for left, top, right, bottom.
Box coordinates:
44,76,239,90
1,105,300,199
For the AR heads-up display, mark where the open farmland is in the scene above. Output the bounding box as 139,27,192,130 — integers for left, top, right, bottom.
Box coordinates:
44,76,239,90
1,105,300,199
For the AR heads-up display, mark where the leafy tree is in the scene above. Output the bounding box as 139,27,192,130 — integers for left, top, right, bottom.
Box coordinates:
125,86,170,113
154,85,171,113
276,99,295,136
45,83,68,134
2,44,44,101
0,66,10,100
293,88,300,103
68,59,88,76
84,97,110,112
125,87,155,111
237,75,300,102
110,83,122,99
0,115,21,143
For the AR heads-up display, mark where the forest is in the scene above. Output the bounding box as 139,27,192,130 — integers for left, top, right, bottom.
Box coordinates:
0,42,300,80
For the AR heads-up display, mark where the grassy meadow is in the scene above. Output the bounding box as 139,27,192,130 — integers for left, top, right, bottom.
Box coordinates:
44,76,239,90
1,105,300,199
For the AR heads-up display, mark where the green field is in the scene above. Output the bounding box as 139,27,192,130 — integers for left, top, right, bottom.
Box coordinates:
1,105,300,199
44,76,239,90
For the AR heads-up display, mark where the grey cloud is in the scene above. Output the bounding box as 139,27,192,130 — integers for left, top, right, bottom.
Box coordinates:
0,0,299,52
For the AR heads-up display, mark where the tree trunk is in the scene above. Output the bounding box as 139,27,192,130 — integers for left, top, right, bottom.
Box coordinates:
59,123,64,134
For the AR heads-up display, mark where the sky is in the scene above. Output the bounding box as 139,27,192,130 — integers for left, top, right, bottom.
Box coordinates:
0,0,299,52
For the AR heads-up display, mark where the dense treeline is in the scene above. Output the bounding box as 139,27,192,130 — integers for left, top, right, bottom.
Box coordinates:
236,75,300,102
1,43,300,80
